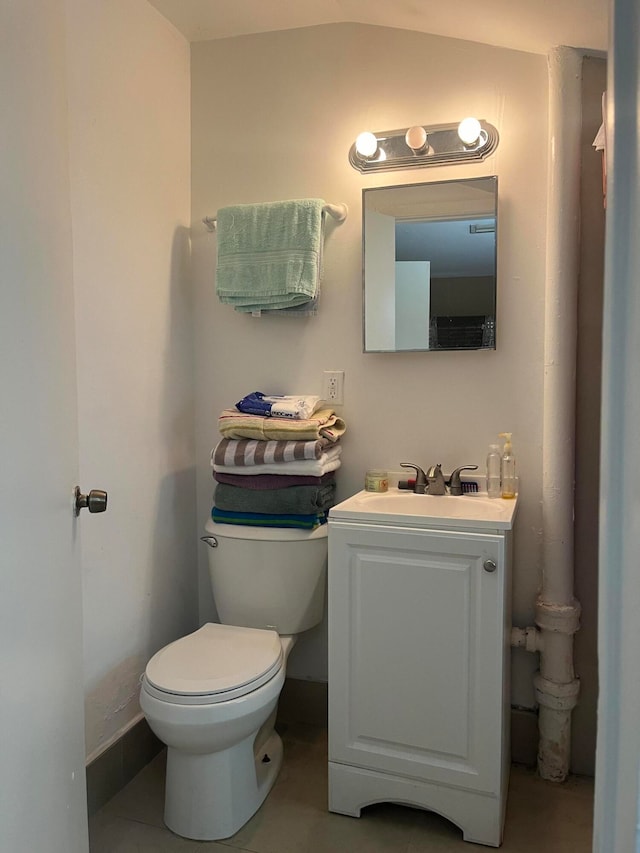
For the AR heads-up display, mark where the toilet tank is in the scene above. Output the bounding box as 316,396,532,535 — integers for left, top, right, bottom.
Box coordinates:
203,518,328,634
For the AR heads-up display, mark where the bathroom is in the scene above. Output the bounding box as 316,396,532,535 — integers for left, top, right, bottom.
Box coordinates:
2,0,638,851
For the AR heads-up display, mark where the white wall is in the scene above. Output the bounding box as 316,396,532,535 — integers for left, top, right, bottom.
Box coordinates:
191,23,547,702
65,0,196,760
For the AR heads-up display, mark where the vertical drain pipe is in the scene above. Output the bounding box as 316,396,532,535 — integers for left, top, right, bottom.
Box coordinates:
536,45,583,781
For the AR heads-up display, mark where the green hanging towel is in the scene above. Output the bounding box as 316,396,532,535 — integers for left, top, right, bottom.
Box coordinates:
215,198,325,313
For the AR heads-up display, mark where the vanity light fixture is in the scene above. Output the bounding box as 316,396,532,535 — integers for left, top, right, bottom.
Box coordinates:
349,118,498,173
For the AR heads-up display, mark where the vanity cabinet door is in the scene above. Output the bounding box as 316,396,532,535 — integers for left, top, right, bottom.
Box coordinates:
328,521,507,795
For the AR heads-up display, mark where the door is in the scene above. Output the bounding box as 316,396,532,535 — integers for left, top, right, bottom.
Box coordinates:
329,522,506,795
0,4,89,852
594,0,640,848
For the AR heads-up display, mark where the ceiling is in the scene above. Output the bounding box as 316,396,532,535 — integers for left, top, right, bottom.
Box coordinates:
147,0,608,56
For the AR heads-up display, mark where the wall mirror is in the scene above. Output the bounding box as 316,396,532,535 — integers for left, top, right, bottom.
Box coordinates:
363,176,497,352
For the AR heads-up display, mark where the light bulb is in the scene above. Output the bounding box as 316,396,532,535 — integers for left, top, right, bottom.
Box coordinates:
405,125,428,151
458,117,482,146
355,131,378,158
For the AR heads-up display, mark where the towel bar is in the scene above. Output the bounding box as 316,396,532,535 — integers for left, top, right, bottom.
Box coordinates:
202,202,348,232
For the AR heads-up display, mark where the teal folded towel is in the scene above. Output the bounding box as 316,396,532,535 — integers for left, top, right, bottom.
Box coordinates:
211,507,326,530
216,199,325,313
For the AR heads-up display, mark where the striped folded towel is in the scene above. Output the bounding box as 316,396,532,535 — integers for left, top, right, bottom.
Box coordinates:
218,407,346,442
212,446,342,478
211,507,327,530
212,437,332,467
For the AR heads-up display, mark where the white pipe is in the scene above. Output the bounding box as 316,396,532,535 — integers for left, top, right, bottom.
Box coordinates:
511,625,543,654
537,46,583,782
543,45,581,606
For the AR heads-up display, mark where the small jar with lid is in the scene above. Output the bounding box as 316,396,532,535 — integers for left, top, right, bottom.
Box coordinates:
365,469,389,492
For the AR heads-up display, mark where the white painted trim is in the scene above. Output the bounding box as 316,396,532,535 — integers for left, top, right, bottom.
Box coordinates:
593,0,640,849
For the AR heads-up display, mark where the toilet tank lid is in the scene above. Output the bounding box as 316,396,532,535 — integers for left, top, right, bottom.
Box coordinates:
204,518,328,541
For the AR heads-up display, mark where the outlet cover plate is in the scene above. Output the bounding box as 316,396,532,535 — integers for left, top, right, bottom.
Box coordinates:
322,370,344,405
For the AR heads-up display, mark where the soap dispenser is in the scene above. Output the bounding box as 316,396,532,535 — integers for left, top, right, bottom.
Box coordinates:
499,432,517,499
486,444,501,498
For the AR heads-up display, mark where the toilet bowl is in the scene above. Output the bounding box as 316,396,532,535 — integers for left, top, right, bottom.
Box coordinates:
140,623,292,840
140,520,328,841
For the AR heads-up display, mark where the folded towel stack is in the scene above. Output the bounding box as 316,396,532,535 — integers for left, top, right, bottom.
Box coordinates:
210,392,345,529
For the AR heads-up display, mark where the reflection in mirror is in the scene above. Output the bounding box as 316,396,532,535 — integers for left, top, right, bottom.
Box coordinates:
363,176,497,352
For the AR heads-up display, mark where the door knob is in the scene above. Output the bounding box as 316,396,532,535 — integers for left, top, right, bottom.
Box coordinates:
483,559,497,573
74,486,108,516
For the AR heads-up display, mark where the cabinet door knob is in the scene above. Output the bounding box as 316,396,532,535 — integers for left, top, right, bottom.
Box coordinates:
483,559,497,573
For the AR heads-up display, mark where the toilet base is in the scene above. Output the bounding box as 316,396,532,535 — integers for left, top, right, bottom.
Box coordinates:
164,727,283,841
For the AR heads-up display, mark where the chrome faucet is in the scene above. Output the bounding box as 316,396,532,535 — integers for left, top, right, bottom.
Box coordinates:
401,462,447,495
401,462,478,495
426,464,446,495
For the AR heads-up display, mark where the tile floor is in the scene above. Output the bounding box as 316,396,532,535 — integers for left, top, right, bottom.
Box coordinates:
90,723,594,852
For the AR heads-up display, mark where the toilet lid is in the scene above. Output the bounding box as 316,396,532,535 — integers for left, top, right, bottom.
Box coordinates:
144,623,283,700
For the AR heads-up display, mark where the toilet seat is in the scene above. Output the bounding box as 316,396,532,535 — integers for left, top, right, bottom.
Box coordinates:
143,623,283,706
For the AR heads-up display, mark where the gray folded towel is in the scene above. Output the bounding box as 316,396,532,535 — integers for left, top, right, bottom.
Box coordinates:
214,481,336,515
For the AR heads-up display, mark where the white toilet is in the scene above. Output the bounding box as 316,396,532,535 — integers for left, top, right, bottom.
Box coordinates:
139,517,328,841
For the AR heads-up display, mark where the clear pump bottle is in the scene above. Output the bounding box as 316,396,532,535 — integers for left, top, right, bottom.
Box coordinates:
499,432,517,499
486,444,501,498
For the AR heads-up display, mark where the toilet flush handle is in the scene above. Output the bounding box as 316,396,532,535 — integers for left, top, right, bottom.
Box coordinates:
200,536,218,548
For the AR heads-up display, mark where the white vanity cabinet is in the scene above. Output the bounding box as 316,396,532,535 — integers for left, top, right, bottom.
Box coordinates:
327,491,516,847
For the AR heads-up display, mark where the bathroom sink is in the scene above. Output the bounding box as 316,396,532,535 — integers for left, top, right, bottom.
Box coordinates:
329,488,518,531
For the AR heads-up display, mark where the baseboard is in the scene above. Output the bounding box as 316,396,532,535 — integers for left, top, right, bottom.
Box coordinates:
85,717,163,816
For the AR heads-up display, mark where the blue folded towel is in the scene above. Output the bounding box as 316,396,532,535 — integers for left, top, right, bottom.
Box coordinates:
216,199,325,313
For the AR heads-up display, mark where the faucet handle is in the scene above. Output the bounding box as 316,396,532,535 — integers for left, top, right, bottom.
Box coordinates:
400,463,427,494
449,465,479,495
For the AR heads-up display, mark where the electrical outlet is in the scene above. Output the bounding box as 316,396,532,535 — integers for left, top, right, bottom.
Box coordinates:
322,370,344,405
